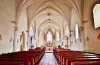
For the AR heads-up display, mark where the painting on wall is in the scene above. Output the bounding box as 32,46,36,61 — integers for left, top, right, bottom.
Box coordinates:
86,37,89,42
10,37,12,42
20,35,22,42
98,33,100,40
0,34,2,41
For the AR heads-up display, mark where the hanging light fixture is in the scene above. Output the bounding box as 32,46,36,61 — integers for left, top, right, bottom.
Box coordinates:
48,19,51,29
47,0,51,16
47,0,51,31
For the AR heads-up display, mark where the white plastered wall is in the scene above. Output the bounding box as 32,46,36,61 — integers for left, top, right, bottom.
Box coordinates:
15,9,28,51
69,8,84,51
83,0,100,54
0,0,16,54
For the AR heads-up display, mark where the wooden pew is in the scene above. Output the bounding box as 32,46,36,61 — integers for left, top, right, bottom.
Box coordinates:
0,47,45,65
64,57,100,65
53,48,100,65
59,52,99,65
71,61,100,65
0,61,24,65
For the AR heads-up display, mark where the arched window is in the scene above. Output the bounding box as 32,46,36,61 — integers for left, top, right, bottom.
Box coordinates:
29,26,34,37
65,26,69,37
75,24,79,39
47,31,52,42
56,31,60,41
93,4,100,28
29,26,34,48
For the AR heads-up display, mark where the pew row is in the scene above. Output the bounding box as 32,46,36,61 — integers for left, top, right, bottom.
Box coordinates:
0,47,46,65
53,48,100,65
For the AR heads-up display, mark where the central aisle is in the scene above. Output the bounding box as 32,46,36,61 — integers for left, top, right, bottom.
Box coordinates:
39,53,58,65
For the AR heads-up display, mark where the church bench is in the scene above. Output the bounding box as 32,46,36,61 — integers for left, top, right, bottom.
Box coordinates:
1,52,40,64
54,52,98,65
0,55,35,65
60,55,99,65
53,48,100,65
56,54,100,65
65,57,100,65
71,61,100,65
0,47,45,65
59,53,99,65
59,52,99,61
0,61,24,65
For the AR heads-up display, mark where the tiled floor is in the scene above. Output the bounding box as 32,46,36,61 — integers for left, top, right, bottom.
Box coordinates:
39,53,58,65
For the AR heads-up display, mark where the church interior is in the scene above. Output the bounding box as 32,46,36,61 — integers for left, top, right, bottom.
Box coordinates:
0,0,100,65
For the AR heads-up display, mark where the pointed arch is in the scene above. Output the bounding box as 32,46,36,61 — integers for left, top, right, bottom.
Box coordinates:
47,31,52,42
46,28,53,42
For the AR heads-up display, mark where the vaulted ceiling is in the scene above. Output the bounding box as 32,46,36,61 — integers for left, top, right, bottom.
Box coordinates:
16,0,82,34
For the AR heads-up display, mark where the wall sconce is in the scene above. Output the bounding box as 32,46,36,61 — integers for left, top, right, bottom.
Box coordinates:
83,20,88,23
11,21,18,31
69,34,72,37
11,21,16,24
98,33,100,40
86,37,89,42
10,37,12,42
14,26,18,31
80,27,84,31
0,34,2,41
70,30,73,32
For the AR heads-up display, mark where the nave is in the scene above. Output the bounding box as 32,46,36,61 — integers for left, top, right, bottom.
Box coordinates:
0,47,100,65
1,0,100,65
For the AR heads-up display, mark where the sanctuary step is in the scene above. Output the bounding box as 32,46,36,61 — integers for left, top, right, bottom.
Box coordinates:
39,53,58,65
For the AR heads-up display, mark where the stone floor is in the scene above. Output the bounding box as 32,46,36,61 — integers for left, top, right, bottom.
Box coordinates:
39,53,58,65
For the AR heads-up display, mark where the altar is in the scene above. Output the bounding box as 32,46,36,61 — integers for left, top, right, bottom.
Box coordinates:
45,43,53,52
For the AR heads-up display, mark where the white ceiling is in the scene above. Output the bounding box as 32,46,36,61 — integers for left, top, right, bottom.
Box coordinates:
17,0,82,33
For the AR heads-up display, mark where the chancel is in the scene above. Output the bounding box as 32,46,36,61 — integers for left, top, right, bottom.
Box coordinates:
0,0,100,65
